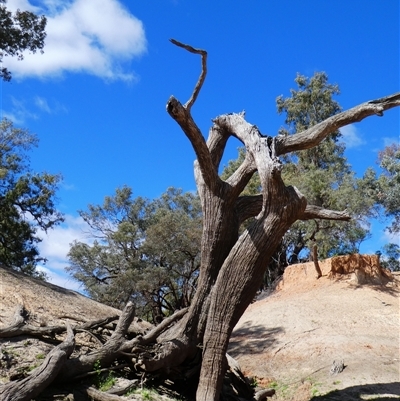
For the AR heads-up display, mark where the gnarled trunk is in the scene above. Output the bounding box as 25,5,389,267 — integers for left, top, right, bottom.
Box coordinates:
1,39,398,401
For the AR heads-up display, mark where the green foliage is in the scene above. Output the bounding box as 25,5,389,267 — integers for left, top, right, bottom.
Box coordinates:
275,72,374,261
378,243,400,272
67,187,202,321
0,119,63,277
92,360,116,391
0,0,47,81
377,144,400,233
98,372,116,392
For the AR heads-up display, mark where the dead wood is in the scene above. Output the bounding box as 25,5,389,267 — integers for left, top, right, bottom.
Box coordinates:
78,385,126,401
0,323,75,401
254,388,276,401
0,304,119,339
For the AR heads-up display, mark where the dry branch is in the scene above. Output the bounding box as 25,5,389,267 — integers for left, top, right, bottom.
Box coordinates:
275,92,400,155
0,324,75,401
170,39,207,110
0,304,119,339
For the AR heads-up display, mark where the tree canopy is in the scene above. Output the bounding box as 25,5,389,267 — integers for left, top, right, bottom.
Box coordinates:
377,143,400,233
0,0,46,81
67,186,202,321
0,118,63,277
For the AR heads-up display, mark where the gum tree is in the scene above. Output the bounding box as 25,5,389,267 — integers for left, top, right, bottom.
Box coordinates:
1,41,399,401
159,40,399,400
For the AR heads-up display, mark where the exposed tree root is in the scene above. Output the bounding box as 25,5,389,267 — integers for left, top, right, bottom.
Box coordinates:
0,301,261,400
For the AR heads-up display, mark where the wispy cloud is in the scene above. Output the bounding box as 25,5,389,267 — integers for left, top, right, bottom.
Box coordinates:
34,96,68,114
34,97,51,113
1,96,67,124
1,97,39,124
36,265,84,292
340,124,365,149
383,137,399,147
4,0,147,81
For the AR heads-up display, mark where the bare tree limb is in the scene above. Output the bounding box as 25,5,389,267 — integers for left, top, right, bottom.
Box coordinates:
0,305,119,339
79,385,126,401
300,205,351,221
0,324,75,401
167,97,219,191
225,152,257,197
206,123,230,170
169,39,207,111
235,197,351,225
275,92,400,155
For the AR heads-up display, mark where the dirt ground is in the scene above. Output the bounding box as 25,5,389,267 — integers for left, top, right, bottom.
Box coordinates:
229,257,400,401
0,257,399,400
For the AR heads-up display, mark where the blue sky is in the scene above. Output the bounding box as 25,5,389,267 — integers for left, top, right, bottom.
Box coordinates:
1,0,399,290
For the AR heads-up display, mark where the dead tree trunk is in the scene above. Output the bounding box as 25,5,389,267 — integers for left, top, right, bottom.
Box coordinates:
161,40,400,400
1,41,398,401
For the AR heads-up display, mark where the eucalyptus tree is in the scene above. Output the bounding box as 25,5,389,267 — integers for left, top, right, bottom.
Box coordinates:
0,0,46,81
4,41,399,401
67,186,202,321
377,143,400,233
0,118,63,277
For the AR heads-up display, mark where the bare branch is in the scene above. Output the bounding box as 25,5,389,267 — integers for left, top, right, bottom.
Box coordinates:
167,97,219,190
126,307,188,347
170,39,207,111
299,205,351,221
276,92,400,155
206,124,230,169
225,154,257,197
0,324,75,401
235,197,351,224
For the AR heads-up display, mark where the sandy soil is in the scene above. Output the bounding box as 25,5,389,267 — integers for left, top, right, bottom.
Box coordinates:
0,258,399,400
229,259,400,400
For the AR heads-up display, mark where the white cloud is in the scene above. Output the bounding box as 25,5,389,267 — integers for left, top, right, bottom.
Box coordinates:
4,0,147,80
38,214,92,272
34,97,52,113
340,124,365,149
37,214,94,290
383,229,399,245
34,96,68,114
37,215,91,292
36,265,84,292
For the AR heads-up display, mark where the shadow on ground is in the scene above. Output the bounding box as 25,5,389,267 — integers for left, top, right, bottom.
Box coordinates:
311,382,400,401
229,323,284,357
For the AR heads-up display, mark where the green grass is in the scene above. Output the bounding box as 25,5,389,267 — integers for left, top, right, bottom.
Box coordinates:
98,372,116,391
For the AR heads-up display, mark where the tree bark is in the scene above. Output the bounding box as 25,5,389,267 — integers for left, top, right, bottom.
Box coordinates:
0,324,75,401
165,40,400,400
312,243,323,278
